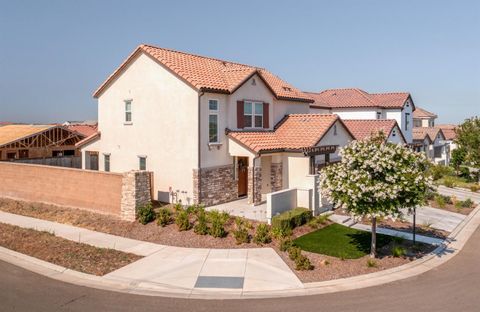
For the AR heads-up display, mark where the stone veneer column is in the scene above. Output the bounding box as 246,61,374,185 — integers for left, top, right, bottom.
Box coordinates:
247,166,262,205
120,170,152,221
192,165,237,206
270,162,283,192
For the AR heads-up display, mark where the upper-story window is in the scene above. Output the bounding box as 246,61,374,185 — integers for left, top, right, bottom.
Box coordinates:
125,100,132,123
405,112,410,131
376,112,382,119
139,156,146,170
208,99,219,143
244,101,263,128
429,119,435,127
414,119,422,127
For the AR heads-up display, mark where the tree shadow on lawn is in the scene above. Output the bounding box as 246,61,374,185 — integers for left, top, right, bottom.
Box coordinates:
346,232,392,257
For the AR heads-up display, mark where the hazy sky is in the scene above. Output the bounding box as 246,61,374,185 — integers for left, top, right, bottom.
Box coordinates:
1,0,479,124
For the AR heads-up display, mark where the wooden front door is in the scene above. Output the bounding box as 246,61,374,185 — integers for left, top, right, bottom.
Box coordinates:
237,157,248,197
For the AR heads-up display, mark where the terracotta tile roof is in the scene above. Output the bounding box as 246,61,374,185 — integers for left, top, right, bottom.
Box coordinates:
306,88,411,109
66,124,98,137
0,125,54,147
413,107,437,119
228,114,344,153
437,124,457,140
94,44,313,103
342,119,405,142
413,127,444,142
75,132,101,148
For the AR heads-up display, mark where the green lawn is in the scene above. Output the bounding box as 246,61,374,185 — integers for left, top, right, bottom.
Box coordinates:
293,223,392,259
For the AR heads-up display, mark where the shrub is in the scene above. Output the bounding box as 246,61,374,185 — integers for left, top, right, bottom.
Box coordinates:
208,210,230,238
308,214,330,229
156,208,172,227
175,208,191,231
429,164,454,180
295,254,314,270
392,246,407,257
271,208,313,231
232,217,250,244
425,189,437,201
461,198,475,208
253,223,272,245
279,238,294,252
271,226,292,239
366,259,377,268
288,246,302,260
434,195,446,208
470,185,479,192
136,203,155,225
443,177,456,188
194,208,209,235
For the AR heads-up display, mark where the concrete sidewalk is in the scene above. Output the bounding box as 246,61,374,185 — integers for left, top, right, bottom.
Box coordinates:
0,211,302,296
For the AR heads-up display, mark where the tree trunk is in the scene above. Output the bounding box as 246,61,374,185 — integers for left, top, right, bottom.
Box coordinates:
370,216,377,258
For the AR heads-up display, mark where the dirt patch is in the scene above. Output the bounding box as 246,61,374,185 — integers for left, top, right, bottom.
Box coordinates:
0,222,141,276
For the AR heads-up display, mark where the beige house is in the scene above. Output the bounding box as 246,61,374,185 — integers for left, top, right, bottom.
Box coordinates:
413,107,437,127
81,44,353,207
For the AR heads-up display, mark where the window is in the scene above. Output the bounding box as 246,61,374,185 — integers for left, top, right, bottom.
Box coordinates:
208,100,219,143
139,156,146,170
125,100,132,123
392,129,396,137
414,119,422,127
376,112,382,119
333,124,337,135
405,113,410,131
104,154,110,172
244,101,263,128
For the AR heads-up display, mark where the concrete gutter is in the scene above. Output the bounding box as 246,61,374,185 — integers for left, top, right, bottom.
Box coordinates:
0,205,479,299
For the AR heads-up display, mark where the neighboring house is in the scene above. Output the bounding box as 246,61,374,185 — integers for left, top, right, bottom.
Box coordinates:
66,123,98,137
0,124,85,161
342,119,406,144
413,107,437,127
412,127,448,165
437,124,458,159
81,44,354,206
307,88,415,143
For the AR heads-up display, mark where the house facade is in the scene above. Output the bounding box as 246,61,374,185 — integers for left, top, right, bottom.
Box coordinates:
413,107,437,127
412,127,448,165
307,89,415,143
342,119,406,144
81,44,353,206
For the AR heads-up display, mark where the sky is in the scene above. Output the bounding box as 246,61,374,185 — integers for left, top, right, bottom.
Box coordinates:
1,0,479,125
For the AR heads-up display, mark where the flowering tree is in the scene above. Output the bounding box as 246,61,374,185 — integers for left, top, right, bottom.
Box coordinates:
320,133,432,258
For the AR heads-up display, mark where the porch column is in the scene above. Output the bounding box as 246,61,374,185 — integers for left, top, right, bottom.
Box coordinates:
248,158,262,205
270,155,283,192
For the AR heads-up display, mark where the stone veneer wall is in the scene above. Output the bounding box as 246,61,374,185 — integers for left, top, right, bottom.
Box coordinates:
270,162,283,192
248,166,262,205
120,170,152,221
192,165,238,206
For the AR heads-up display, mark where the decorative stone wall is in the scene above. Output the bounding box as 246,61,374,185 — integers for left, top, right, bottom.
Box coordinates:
270,162,283,192
121,170,152,221
248,166,262,205
192,165,238,206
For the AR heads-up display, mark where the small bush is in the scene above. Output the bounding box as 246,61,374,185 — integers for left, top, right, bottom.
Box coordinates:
308,214,330,229
425,189,437,201
288,246,302,260
136,203,155,225
232,217,250,244
175,209,191,231
429,164,454,180
271,226,292,239
295,254,314,270
392,246,407,257
156,208,172,227
461,198,475,208
279,238,294,252
194,208,209,235
470,185,479,192
434,195,446,208
253,223,272,245
271,208,312,231
443,177,456,188
208,210,230,238
366,259,377,268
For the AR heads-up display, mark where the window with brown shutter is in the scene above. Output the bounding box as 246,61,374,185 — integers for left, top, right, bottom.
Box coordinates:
263,103,269,128
237,100,244,128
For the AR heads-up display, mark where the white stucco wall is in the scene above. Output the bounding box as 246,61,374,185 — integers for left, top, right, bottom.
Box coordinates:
387,125,406,144
331,108,377,120
316,120,354,163
81,52,199,203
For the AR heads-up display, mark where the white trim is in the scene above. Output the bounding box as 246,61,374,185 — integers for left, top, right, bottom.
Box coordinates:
208,99,219,143
244,100,264,129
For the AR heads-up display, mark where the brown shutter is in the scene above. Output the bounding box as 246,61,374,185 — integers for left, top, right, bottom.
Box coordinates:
237,100,244,129
263,102,270,129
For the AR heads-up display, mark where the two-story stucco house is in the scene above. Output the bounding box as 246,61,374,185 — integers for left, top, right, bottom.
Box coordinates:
413,107,437,128
412,127,448,165
307,88,415,143
80,44,354,207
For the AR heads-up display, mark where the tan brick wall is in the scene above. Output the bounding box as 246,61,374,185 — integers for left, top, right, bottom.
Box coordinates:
0,162,123,216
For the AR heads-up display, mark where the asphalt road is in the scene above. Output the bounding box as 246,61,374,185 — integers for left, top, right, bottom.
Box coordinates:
1,228,479,312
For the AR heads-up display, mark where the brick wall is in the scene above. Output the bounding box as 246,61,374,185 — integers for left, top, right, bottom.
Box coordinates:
0,162,151,221
270,162,283,192
193,165,238,206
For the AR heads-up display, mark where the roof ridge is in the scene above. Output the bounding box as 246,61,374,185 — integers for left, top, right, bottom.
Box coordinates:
352,88,378,106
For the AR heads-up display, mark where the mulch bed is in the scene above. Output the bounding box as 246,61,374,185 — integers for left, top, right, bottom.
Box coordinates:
428,200,475,216
0,222,141,276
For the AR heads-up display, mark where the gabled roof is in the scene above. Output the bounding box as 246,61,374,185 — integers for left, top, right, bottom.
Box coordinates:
437,124,457,141
342,119,406,143
93,44,313,103
413,127,445,142
306,88,412,110
75,132,101,148
228,114,352,153
0,125,54,147
413,107,437,119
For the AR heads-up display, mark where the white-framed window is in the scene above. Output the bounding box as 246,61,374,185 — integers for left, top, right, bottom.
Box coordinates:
125,100,132,123
104,154,110,172
208,99,219,143
244,101,263,128
138,156,147,170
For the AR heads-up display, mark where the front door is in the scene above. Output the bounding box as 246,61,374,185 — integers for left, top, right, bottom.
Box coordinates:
237,157,248,197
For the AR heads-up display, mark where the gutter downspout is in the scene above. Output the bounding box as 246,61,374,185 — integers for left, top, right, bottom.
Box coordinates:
197,91,204,204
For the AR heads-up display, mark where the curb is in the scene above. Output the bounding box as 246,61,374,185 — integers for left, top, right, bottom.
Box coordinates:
0,205,479,300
